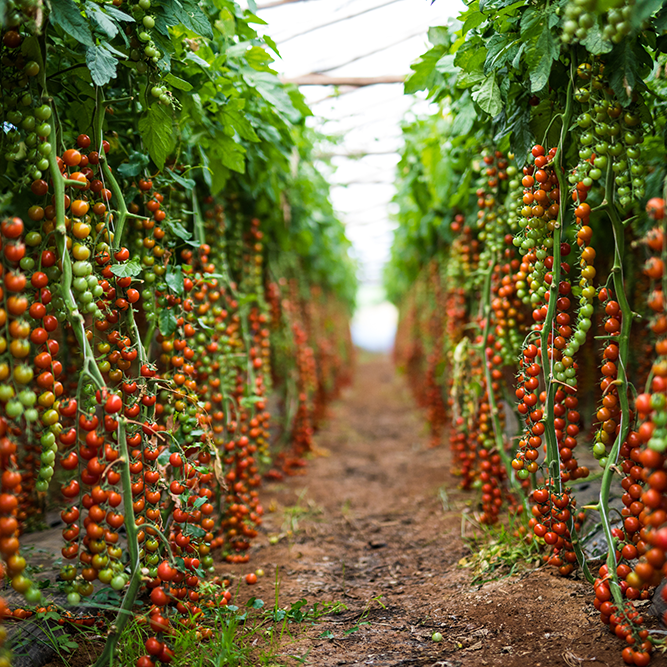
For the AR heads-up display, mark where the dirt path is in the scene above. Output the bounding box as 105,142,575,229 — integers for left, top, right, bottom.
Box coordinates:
226,354,627,667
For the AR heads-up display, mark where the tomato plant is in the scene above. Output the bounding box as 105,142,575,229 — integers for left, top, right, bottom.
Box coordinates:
0,0,355,664
389,3,667,663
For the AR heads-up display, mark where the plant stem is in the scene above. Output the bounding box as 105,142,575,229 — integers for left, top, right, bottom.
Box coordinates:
94,86,129,251
540,59,592,583
597,179,634,613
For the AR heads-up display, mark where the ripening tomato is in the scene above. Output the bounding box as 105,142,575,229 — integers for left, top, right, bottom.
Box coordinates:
647,197,665,221
62,149,82,167
71,200,89,217
0,218,23,239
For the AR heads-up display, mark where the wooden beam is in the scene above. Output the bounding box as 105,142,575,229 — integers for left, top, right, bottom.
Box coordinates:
281,74,405,86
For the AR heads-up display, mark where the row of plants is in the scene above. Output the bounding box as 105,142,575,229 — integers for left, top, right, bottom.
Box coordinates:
388,1,667,664
0,0,355,665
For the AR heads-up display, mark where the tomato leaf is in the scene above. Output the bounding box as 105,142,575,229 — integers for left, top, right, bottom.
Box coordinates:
164,73,192,91
580,21,612,55
86,43,120,86
84,1,118,38
138,103,175,170
153,0,212,38
165,265,184,295
526,21,559,92
49,0,94,45
102,4,134,22
605,40,651,106
632,0,663,28
178,0,213,38
167,168,195,189
471,71,501,116
405,44,447,95
117,151,150,178
110,256,142,278
163,218,193,243
220,98,258,142
158,309,178,337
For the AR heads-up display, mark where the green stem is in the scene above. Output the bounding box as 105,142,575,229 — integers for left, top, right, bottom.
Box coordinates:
192,188,206,245
598,189,634,614
539,60,592,583
93,86,128,250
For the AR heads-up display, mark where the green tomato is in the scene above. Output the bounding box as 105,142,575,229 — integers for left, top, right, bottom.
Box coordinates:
35,104,52,121
110,576,126,591
18,389,36,407
5,400,23,419
98,569,114,584
24,61,40,77
143,15,155,28
38,465,54,479
41,450,56,465
577,113,592,128
72,260,92,277
24,408,39,423
24,587,42,604
36,122,51,138
67,592,81,605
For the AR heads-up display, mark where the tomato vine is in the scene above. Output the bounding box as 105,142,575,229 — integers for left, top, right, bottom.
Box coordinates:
0,0,356,665
390,2,667,663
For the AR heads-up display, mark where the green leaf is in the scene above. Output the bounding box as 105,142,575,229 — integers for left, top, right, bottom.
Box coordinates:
138,104,175,170
178,0,213,38
428,25,452,46
163,218,193,242
184,51,210,68
471,72,501,116
462,11,486,34
319,630,334,639
165,265,183,295
153,0,212,37
221,98,259,142
263,34,280,56
49,0,94,45
109,256,142,278
580,21,612,55
117,151,150,178
164,73,193,91
405,44,446,94
86,43,119,86
631,0,663,28
509,106,534,167
435,54,458,75
168,169,195,189
84,1,117,37
526,22,559,92
158,308,178,336
450,92,475,136
102,4,134,22
605,40,651,106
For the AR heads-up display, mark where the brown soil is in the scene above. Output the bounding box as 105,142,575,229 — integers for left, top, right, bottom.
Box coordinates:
224,353,631,667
